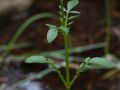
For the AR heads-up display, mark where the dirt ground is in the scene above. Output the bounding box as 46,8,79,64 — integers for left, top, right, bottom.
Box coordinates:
0,0,120,90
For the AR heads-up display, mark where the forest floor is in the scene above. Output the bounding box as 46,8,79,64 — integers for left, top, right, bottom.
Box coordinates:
0,0,120,90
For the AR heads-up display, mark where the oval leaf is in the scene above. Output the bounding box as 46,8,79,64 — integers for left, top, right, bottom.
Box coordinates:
25,56,47,63
88,57,113,68
47,28,58,43
67,0,79,11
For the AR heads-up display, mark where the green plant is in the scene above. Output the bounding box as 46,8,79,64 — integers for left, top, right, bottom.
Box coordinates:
25,0,113,90
5,13,53,54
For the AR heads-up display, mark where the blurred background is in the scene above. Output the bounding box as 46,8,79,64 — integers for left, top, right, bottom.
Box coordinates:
0,0,120,90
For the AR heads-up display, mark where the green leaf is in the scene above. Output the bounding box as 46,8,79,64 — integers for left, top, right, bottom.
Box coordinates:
59,11,65,19
59,5,67,12
87,57,113,68
84,57,91,64
47,26,58,43
25,56,47,63
68,15,79,20
59,11,62,16
80,63,90,72
48,64,59,71
70,11,80,14
68,22,74,25
67,0,79,11
46,24,58,30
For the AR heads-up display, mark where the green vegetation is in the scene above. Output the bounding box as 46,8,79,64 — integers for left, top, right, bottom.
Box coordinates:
6,13,53,54
25,0,113,90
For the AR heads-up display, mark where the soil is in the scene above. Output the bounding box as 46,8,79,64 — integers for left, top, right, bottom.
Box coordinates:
0,0,120,90
0,61,120,90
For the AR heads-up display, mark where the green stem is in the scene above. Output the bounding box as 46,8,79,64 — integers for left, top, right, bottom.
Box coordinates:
105,0,112,55
70,61,87,87
60,0,65,25
70,69,80,86
65,12,69,28
48,61,66,86
66,87,70,90
60,0,70,89
64,34,70,90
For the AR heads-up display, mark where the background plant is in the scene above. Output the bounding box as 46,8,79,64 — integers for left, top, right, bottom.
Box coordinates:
105,0,112,55
26,0,113,90
4,13,53,55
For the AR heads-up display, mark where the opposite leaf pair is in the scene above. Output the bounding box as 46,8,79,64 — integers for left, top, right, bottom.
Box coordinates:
26,56,113,71
46,0,80,43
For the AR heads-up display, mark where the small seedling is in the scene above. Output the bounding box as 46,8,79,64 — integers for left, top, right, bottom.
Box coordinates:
25,0,113,90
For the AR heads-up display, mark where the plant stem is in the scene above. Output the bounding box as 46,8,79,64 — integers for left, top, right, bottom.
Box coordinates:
105,0,112,55
60,0,70,89
64,34,70,90
48,61,66,86
66,87,70,90
60,0,65,25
